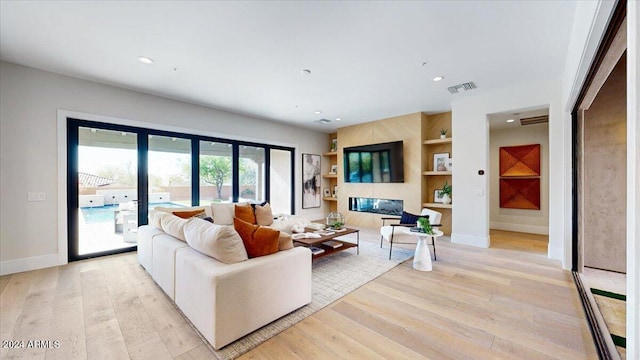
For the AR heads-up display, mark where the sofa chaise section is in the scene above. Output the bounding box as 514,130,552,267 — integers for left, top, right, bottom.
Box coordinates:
174,246,311,349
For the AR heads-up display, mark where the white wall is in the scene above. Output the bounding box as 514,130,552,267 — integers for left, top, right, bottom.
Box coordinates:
0,61,327,275
489,124,549,235
451,80,563,257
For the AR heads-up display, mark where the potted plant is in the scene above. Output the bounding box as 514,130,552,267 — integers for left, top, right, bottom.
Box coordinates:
439,128,448,139
417,217,433,235
441,180,452,204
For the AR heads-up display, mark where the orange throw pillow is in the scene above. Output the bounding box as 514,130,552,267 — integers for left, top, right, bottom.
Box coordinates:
235,204,256,224
172,209,205,219
233,218,280,258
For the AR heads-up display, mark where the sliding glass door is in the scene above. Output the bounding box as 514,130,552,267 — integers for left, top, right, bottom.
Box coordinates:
75,126,138,257
148,135,192,210
239,145,265,203
199,141,233,204
68,118,295,261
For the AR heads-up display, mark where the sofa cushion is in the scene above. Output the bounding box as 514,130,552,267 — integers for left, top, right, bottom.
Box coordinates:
161,214,189,241
234,218,280,258
184,218,248,264
235,203,256,224
254,202,274,226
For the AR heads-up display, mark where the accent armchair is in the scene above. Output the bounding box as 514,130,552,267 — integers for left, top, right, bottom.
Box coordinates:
380,208,442,260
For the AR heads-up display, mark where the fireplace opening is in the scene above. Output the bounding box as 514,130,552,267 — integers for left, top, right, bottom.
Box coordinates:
349,197,403,216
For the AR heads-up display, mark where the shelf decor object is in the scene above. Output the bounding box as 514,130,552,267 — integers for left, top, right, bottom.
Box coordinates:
433,152,450,172
326,212,345,229
499,144,540,177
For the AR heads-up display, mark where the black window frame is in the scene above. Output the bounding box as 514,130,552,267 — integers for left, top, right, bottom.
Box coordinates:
67,118,295,261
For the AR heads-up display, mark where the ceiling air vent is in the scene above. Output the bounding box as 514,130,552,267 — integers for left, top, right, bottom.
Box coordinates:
519,115,548,126
447,81,477,94
314,118,332,124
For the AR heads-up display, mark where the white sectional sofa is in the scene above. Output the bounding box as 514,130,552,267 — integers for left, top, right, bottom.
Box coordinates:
137,205,312,350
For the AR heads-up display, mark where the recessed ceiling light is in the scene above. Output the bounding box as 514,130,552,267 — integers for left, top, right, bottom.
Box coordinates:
314,110,322,114
301,69,311,75
138,56,154,64
335,117,342,121
433,76,444,82
506,119,515,123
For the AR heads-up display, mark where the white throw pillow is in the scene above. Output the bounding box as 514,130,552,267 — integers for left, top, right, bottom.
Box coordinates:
255,202,274,226
148,209,169,230
160,214,188,242
211,202,246,225
184,218,248,264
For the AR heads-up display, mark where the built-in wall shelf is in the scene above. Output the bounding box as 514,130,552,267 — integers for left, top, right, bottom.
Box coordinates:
323,134,339,212
422,112,453,234
423,138,452,145
423,171,452,176
422,202,453,209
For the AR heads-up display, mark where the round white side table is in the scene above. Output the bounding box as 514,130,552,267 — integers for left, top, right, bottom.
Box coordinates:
402,228,443,272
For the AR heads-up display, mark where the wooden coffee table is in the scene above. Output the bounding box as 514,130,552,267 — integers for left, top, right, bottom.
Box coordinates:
292,227,360,259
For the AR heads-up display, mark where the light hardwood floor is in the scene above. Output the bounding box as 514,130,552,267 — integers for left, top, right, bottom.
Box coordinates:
581,267,627,359
0,229,597,359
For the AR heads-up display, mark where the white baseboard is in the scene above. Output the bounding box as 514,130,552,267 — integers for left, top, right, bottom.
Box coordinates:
0,254,60,275
451,233,490,248
490,222,549,235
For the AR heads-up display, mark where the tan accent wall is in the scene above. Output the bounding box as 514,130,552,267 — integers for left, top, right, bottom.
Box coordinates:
337,112,424,228
582,54,627,273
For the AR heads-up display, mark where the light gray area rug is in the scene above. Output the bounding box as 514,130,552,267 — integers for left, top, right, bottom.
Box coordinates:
212,239,414,360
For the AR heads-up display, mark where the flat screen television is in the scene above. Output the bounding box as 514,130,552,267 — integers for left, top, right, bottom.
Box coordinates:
344,141,404,183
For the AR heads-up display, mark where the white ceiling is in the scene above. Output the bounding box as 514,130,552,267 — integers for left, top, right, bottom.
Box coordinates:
0,1,577,132
488,107,549,131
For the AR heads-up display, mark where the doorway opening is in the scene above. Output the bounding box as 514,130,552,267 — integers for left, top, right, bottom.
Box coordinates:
487,107,550,255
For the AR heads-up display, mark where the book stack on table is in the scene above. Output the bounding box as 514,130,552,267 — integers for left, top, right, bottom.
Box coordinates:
322,240,343,249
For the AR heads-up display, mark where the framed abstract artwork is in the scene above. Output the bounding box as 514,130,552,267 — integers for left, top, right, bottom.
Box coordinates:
302,153,321,208
499,178,541,210
499,144,540,177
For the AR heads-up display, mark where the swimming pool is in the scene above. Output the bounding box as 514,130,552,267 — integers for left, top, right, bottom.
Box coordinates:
80,202,186,224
